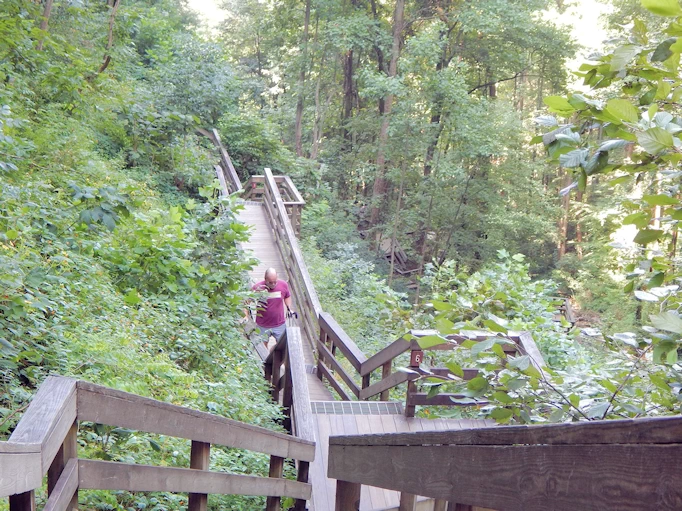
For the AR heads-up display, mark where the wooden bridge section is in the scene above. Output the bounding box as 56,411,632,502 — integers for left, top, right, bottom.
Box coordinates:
4,131,682,511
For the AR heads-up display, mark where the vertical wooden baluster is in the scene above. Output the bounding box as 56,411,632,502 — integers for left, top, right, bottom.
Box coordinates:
317,328,326,381
293,461,310,511
399,492,416,511
335,480,361,511
265,455,284,511
47,420,79,510
188,441,210,511
9,492,35,511
361,374,370,400
282,349,293,433
380,361,392,401
433,499,448,511
452,504,473,511
271,347,282,402
405,379,417,417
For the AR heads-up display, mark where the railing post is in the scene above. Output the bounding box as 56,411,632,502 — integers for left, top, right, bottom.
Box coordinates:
399,492,416,510
293,461,310,511
47,420,79,510
380,361,392,401
405,379,417,418
9,492,35,511
265,455,284,511
335,480,361,511
282,349,293,433
433,500,448,511
317,326,326,382
271,347,283,402
188,441,210,511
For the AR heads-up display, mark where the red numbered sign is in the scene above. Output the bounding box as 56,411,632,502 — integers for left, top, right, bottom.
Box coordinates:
410,350,424,367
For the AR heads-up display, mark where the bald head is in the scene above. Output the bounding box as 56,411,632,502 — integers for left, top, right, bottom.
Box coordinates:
264,268,278,289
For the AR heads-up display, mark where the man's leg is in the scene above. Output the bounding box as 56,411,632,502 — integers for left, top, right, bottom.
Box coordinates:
271,323,287,343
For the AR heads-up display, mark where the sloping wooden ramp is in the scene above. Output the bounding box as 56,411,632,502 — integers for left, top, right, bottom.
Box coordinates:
238,200,332,402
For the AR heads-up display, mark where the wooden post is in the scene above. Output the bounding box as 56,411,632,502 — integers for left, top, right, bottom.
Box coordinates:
433,500,448,511
293,461,310,511
335,480,361,511
271,348,282,402
452,504,473,511
9,492,35,511
188,441,210,511
47,420,78,510
265,456,284,511
380,361,392,401
399,492,416,510
317,327,326,381
405,379,417,417
361,374,370,398
282,351,293,433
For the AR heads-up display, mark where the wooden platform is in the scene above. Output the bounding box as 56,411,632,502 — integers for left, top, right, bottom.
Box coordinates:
310,403,495,511
238,201,333,401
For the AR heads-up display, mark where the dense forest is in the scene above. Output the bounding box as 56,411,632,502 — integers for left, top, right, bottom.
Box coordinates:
3,0,682,508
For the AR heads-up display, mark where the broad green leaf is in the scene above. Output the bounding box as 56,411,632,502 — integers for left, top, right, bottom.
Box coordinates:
5,229,18,240
559,149,588,168
490,408,513,421
124,289,142,306
641,0,682,16
586,402,610,419
483,319,508,334
492,391,514,404
467,376,489,391
638,127,674,154
643,194,679,205
436,317,456,334
622,211,650,228
445,362,464,378
633,228,663,244
650,311,682,333
427,301,454,311
599,139,629,152
471,338,495,355
652,38,677,61
149,439,162,452
599,379,619,393
649,272,665,288
544,96,575,114
605,98,639,123
508,355,530,371
417,335,447,349
650,372,671,391
610,44,639,71
634,290,659,302
492,343,507,359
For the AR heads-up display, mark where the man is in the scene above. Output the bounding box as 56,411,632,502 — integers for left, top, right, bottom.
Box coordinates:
249,268,294,348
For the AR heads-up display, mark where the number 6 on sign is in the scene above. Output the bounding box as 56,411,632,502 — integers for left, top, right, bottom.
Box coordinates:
410,350,423,367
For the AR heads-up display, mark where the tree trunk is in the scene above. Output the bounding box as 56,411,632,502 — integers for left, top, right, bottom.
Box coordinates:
294,0,311,157
341,49,354,142
388,163,406,286
368,0,405,236
558,168,570,260
576,189,583,260
98,0,121,74
36,0,54,51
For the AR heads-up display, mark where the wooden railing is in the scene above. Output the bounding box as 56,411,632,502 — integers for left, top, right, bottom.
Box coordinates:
243,175,305,237
317,315,545,417
1,376,314,511
260,167,322,354
197,127,243,194
328,415,682,511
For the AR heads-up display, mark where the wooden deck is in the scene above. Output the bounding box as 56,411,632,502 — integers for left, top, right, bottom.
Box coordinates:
238,201,332,401
310,403,495,511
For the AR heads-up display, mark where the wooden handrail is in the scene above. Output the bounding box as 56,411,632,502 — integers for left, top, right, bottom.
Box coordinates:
328,416,682,511
1,376,315,511
197,127,243,194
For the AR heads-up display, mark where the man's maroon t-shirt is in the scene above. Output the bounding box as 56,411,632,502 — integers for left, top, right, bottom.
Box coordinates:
251,280,291,328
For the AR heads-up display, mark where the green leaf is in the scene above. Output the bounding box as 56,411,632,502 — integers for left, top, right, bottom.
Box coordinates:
623,211,650,228
650,372,672,391
148,439,162,452
467,376,489,391
124,289,142,306
417,335,447,349
633,228,664,245
649,272,665,288
650,311,682,333
492,343,507,359
508,355,530,371
641,0,682,16
492,391,514,404
490,407,513,421
652,38,677,61
543,96,576,114
471,338,495,355
586,402,610,419
643,194,679,206
559,149,588,168
599,379,619,393
605,98,639,123
610,44,640,72
482,319,508,334
445,362,464,378
634,290,659,302
427,301,454,311
638,127,674,154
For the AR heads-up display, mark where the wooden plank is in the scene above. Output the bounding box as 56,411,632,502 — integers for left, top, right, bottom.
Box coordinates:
9,491,35,511
399,493,417,511
329,415,682,448
335,480,361,511
312,414,332,511
211,129,242,193
188,441,210,511
77,381,314,461
47,420,78,511
380,361,392,401
319,313,367,372
78,460,311,500
317,341,361,398
359,371,412,401
10,376,77,473
406,393,487,407
517,332,546,369
43,458,78,511
266,456,284,511
318,360,352,401
293,460,310,511
329,443,682,511
362,415,388,511
0,452,42,498
360,338,411,376
353,415,380,510
287,327,317,446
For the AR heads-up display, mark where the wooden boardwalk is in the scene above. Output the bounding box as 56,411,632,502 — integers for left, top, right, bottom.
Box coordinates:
239,201,332,401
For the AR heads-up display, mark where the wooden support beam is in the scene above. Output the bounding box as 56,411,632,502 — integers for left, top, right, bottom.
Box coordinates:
293,461,310,511
335,480,361,511
43,458,78,511
9,491,35,511
265,456,284,511
318,361,352,401
380,361,392,401
399,492,416,510
188,441,210,511
433,500,448,511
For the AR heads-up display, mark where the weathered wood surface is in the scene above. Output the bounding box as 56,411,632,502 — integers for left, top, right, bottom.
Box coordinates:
360,338,411,376
328,443,682,511
188,441,210,511
0,451,42,497
359,371,412,401
319,312,367,372
9,491,35,511
43,458,78,511
317,340,360,398
78,459,312,500
329,415,682,447
318,361,352,401
76,381,314,461
10,376,77,473
287,327,317,446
